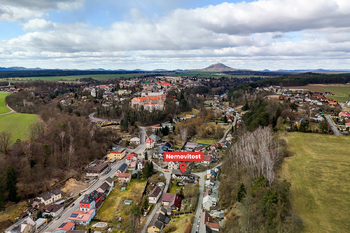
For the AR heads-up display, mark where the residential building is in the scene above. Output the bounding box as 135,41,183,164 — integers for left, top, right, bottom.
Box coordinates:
105,176,114,187
41,204,64,217
203,195,215,211
67,209,96,225
35,218,47,232
91,88,96,97
54,222,75,233
147,218,164,233
146,137,155,149
85,163,109,177
200,211,213,226
161,193,182,210
97,182,110,194
38,189,62,206
161,122,173,131
202,155,213,165
117,173,131,184
154,212,170,224
130,137,141,145
5,217,36,233
115,163,128,175
107,146,126,160
80,190,102,212
126,152,138,165
149,186,162,204
185,142,198,150
137,159,148,171
168,161,179,170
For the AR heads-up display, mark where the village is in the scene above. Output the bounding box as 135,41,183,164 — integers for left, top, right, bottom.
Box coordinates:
4,75,240,233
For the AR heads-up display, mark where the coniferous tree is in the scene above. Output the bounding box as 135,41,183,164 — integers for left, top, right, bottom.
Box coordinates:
6,165,18,202
237,183,246,202
0,177,5,210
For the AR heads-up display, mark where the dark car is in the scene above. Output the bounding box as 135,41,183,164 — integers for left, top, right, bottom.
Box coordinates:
71,203,75,207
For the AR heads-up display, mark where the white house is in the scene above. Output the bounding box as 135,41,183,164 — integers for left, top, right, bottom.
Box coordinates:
168,161,179,171
148,186,163,204
203,195,215,211
38,189,62,206
130,137,141,145
91,88,96,97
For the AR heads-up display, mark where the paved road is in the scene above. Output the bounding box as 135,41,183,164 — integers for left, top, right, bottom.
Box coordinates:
44,159,125,232
325,115,341,136
190,162,222,233
88,112,112,122
44,126,147,232
141,162,171,233
219,116,236,143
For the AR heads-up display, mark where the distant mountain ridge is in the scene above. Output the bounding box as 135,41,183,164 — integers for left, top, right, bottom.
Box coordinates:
198,62,237,72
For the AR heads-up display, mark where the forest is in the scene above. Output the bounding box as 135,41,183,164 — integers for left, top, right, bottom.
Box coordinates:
219,127,303,232
228,72,350,101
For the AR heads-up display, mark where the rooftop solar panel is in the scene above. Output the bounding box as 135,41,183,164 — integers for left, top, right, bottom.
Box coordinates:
70,213,78,218
58,222,67,228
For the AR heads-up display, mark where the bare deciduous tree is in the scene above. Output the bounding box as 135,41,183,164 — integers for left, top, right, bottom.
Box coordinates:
0,132,12,154
180,126,188,142
229,126,279,187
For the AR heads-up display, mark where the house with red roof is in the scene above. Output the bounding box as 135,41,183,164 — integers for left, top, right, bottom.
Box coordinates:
161,193,182,210
146,137,155,148
126,152,138,165
54,222,75,233
339,111,350,118
117,173,131,184
202,155,213,165
67,209,95,225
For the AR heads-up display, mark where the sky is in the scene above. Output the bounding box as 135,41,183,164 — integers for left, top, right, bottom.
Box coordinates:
0,0,350,70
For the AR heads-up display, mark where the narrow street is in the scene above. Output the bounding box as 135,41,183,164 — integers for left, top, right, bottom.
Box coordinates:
325,115,341,136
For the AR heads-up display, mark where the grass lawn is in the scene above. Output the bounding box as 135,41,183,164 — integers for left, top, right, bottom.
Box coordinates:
0,202,28,231
282,132,350,232
98,179,147,222
177,108,200,117
0,113,38,143
0,92,10,114
5,74,145,82
288,84,350,102
192,138,217,145
164,214,194,233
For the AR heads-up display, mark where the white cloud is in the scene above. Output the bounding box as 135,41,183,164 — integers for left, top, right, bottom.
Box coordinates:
1,0,350,69
23,19,55,31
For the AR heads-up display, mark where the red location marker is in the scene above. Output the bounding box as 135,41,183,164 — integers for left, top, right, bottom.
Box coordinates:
179,163,187,173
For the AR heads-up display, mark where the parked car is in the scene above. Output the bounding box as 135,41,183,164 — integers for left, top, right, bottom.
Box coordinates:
143,212,147,217
71,203,75,207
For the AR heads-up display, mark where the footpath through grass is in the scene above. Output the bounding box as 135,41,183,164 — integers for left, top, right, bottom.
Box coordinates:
0,113,38,143
0,92,10,114
282,132,350,232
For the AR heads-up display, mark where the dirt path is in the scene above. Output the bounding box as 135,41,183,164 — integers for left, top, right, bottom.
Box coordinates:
0,105,16,116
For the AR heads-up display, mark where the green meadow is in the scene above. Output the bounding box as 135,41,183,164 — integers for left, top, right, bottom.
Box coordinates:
0,92,10,114
282,132,350,232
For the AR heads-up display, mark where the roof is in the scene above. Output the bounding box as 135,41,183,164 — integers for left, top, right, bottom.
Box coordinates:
35,218,47,227
110,146,125,153
68,209,94,222
155,213,170,224
86,163,108,174
200,211,213,225
118,163,127,172
126,152,138,160
66,231,87,233
55,222,75,231
80,190,102,204
105,177,113,185
130,137,140,141
148,217,164,230
149,186,162,198
41,204,64,213
39,189,61,201
117,173,131,178
98,182,110,192
162,193,182,209
146,138,154,143
185,142,198,149
203,154,212,162
206,222,220,230
172,169,191,176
